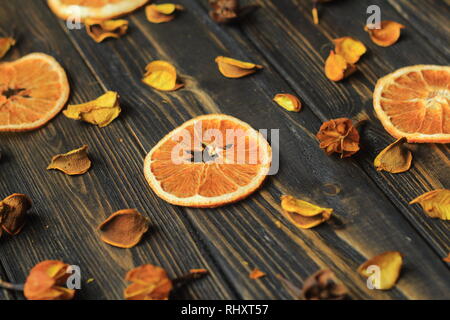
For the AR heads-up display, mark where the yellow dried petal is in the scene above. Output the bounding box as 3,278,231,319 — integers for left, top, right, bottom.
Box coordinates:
145,4,183,23
280,195,332,229
0,37,15,59
63,91,121,127
273,94,302,112
409,189,450,220
324,50,356,82
358,251,403,290
333,37,367,64
142,60,184,91
47,145,91,176
364,21,405,47
374,137,412,173
85,19,128,43
215,56,263,78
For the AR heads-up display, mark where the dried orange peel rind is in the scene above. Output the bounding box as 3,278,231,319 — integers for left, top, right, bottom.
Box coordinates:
358,251,403,290
124,264,173,300
365,21,405,47
142,60,184,91
98,209,150,248
273,93,302,112
373,65,450,143
145,3,183,23
409,189,450,220
63,91,121,127
47,145,92,175
333,37,367,64
280,195,332,229
85,19,128,43
374,137,412,174
0,37,15,59
215,56,263,78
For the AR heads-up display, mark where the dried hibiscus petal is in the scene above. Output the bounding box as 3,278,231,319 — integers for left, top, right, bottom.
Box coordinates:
365,21,405,47
0,37,15,59
317,118,360,158
280,195,333,229
63,91,121,127
145,4,183,23
302,269,348,300
124,264,173,300
85,19,128,43
215,56,263,78
333,37,367,64
409,189,450,220
324,50,356,82
358,251,403,290
47,145,91,176
98,209,150,248
273,93,302,112
24,260,75,300
249,268,266,279
0,193,31,236
142,60,184,91
374,137,412,174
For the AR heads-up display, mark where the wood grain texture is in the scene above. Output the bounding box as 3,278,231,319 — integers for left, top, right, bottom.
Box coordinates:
0,0,448,300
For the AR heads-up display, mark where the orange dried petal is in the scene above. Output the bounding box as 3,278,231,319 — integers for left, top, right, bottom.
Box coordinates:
215,56,263,78
98,209,150,248
0,37,15,59
409,189,450,220
145,4,183,23
364,21,405,47
124,264,173,300
324,50,356,82
443,253,450,263
189,269,209,275
333,37,367,64
249,268,266,279
142,60,184,91
0,193,31,236
273,93,302,112
374,137,412,173
280,195,332,229
85,19,128,43
47,145,91,175
357,251,403,290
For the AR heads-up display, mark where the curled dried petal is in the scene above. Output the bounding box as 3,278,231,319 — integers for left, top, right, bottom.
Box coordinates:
63,91,121,127
273,93,302,112
364,21,405,47
145,4,183,24
324,50,357,82
357,251,403,290
24,260,75,300
0,193,31,236
98,209,150,248
249,268,266,279
333,37,367,64
47,145,91,176
280,195,333,229
409,189,450,220
316,118,360,158
209,0,239,23
85,19,128,43
0,37,15,59
374,137,412,173
142,60,184,91
124,264,173,300
215,56,263,78
302,269,348,300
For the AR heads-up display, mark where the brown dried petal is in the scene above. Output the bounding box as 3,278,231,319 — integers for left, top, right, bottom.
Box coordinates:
409,189,450,220
98,209,150,248
0,193,31,236
47,145,91,175
124,264,173,300
316,118,360,158
209,0,239,23
85,19,128,43
249,268,266,279
215,56,263,78
0,37,15,59
374,137,412,173
358,251,403,290
302,269,348,300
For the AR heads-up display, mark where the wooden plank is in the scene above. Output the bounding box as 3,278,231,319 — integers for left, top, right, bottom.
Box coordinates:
0,0,236,300
44,0,450,299
200,0,450,256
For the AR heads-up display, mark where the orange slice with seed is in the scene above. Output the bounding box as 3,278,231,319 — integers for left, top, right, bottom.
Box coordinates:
374,65,450,143
144,114,272,208
0,53,70,132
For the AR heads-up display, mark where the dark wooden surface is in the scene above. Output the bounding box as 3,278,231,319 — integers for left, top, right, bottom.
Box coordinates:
0,0,449,300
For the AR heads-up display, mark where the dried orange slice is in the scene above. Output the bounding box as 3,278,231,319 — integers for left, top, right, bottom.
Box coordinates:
374,65,450,143
47,0,148,21
144,114,272,208
0,53,70,132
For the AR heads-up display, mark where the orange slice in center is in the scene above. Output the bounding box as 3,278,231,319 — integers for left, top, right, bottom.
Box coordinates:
374,65,450,143
144,114,272,208
0,53,70,132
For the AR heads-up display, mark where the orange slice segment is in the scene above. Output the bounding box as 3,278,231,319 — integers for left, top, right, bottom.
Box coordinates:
0,53,70,132
144,114,272,208
47,0,149,21
374,65,450,143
